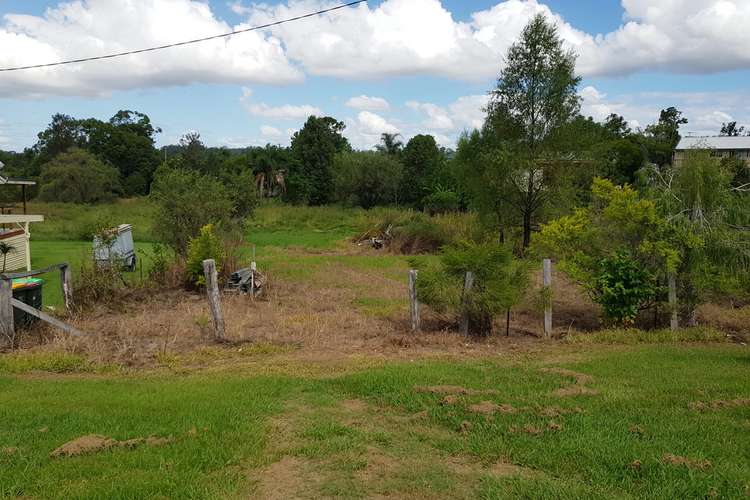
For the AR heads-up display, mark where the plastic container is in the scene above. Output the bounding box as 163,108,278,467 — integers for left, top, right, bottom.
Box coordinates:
12,277,43,329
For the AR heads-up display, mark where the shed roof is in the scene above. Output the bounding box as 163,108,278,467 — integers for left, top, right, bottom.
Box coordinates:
676,136,750,150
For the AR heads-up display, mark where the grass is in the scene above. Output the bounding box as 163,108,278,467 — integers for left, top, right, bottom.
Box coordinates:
1,345,749,498
565,327,729,345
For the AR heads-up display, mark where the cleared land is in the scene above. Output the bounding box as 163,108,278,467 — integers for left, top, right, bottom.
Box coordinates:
1,200,749,499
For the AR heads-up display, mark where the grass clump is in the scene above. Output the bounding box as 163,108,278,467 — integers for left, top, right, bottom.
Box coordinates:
565,327,728,344
0,351,99,374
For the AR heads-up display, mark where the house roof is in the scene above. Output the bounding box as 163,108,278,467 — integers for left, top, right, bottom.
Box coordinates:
676,136,750,151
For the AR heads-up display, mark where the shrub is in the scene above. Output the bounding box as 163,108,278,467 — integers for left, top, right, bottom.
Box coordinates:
332,151,402,208
150,166,234,255
186,224,224,286
38,149,122,203
413,242,529,335
422,187,460,215
593,252,658,326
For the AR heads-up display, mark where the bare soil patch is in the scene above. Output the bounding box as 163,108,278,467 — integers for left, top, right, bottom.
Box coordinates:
50,434,172,458
489,461,542,478
688,398,750,411
414,385,499,396
253,456,316,500
468,401,517,415
662,453,712,471
553,386,600,397
539,367,594,385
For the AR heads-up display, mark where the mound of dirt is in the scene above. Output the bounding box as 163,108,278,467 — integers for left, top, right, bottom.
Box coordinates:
539,367,594,385
662,453,712,471
50,434,172,458
414,385,499,396
468,401,517,415
553,386,600,397
688,398,750,411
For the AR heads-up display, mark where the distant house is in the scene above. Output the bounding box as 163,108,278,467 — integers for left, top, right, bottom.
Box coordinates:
674,136,750,167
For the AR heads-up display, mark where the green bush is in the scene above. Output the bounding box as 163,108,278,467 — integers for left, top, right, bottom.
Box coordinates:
422,187,460,215
413,242,529,335
38,149,122,203
186,224,224,286
150,166,234,254
593,252,658,326
332,151,402,208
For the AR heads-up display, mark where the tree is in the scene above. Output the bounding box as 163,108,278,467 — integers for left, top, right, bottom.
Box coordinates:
538,178,674,325
34,114,86,165
400,134,443,206
290,116,350,205
480,13,582,249
332,151,402,208
38,149,122,203
414,242,529,336
375,133,403,156
720,121,746,137
150,166,235,254
643,107,688,165
179,132,208,172
603,114,631,139
644,149,750,319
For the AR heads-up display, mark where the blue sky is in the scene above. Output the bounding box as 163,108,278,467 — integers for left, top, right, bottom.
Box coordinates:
1,0,750,151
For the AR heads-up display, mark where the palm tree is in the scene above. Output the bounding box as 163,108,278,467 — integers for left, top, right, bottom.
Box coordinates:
376,133,403,156
0,242,14,273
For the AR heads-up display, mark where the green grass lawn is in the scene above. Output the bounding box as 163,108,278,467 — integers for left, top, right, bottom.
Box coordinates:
1,345,748,498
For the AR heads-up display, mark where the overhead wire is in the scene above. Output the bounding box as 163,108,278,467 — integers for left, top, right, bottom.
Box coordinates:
0,0,367,72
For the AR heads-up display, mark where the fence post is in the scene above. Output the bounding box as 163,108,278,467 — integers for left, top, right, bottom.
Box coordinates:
0,278,14,345
60,264,73,312
202,259,226,341
459,271,474,336
668,273,678,331
543,259,553,338
408,270,419,333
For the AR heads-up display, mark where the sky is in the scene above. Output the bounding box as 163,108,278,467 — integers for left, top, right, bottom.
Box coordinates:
1,0,750,151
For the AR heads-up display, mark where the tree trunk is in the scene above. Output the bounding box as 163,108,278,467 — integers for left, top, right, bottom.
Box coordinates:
522,211,532,250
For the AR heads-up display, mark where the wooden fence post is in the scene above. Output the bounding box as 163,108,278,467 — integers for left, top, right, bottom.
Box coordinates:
408,270,419,333
459,271,474,336
668,273,678,331
60,264,73,312
543,259,553,339
202,259,226,341
0,278,13,345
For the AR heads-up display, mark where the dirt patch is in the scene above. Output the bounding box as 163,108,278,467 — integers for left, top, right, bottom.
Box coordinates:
489,461,542,478
540,367,594,385
553,386,600,397
254,456,314,499
662,453,712,471
50,434,172,458
340,399,368,413
509,424,544,436
415,385,499,396
688,398,750,411
537,405,584,417
2,447,18,455
468,401,517,415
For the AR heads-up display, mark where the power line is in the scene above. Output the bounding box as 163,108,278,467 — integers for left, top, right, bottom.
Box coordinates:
0,0,367,73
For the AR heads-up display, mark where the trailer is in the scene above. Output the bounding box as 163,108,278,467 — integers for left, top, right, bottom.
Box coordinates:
93,224,137,272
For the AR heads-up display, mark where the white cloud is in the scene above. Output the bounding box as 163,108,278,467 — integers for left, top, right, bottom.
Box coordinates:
241,87,322,119
260,125,283,137
4,0,750,98
344,111,400,149
345,95,390,111
579,85,750,136
0,0,302,98
408,94,489,134
243,0,750,80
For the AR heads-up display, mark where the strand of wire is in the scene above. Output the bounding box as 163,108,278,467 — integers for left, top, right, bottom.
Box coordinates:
0,0,366,72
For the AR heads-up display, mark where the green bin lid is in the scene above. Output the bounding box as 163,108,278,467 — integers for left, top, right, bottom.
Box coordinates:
12,277,44,290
